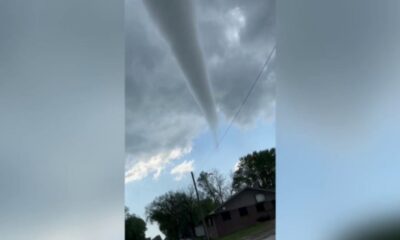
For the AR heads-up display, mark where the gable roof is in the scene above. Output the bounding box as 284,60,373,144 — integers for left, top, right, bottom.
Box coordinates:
208,187,275,215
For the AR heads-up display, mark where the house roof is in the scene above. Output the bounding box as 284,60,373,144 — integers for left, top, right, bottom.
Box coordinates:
208,187,275,216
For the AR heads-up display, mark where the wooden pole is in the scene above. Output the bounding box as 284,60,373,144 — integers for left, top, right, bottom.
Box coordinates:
191,171,210,240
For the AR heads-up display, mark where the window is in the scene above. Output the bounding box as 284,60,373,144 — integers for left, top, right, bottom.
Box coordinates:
255,193,266,203
256,202,265,212
221,211,231,221
238,207,248,217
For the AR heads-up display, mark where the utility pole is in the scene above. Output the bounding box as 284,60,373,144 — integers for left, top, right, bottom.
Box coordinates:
191,171,210,240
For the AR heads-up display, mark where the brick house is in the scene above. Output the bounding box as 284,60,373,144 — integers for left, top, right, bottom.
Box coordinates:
204,187,275,239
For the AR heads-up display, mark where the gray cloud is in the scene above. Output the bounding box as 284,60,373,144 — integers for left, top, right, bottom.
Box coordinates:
126,0,275,181
144,0,219,135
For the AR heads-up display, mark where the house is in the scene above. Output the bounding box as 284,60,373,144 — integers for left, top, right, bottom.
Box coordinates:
204,187,275,239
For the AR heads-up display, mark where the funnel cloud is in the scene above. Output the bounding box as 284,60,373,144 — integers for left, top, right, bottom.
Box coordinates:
144,0,218,134
125,0,276,183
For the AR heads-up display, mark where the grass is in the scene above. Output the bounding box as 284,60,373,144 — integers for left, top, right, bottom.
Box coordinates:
217,220,275,240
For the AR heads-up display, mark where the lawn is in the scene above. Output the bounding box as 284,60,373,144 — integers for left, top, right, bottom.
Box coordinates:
217,220,275,240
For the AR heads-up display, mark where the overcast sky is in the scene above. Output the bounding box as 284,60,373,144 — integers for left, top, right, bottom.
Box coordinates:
125,0,275,237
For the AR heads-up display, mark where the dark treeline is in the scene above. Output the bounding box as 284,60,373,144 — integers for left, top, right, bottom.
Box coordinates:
125,207,146,240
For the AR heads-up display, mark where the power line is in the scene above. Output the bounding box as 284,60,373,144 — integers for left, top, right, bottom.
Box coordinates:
195,46,276,171
217,46,276,148
190,47,276,224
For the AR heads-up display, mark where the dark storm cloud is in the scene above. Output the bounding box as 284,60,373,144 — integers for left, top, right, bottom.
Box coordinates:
144,0,219,135
125,0,275,181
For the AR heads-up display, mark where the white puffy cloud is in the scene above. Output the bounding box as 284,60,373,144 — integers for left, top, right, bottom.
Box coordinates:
170,160,195,181
125,146,192,183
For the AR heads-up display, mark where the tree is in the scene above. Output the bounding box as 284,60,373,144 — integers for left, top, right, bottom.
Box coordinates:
232,148,275,192
197,169,231,205
146,188,216,240
145,191,199,240
186,185,217,213
125,207,147,240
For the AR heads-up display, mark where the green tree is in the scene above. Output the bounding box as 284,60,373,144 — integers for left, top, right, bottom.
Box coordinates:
125,207,147,240
145,191,198,239
197,169,231,205
186,185,218,215
146,188,216,240
232,148,275,192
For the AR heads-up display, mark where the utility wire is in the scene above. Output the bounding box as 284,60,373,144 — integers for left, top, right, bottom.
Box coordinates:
196,46,276,170
217,46,276,148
